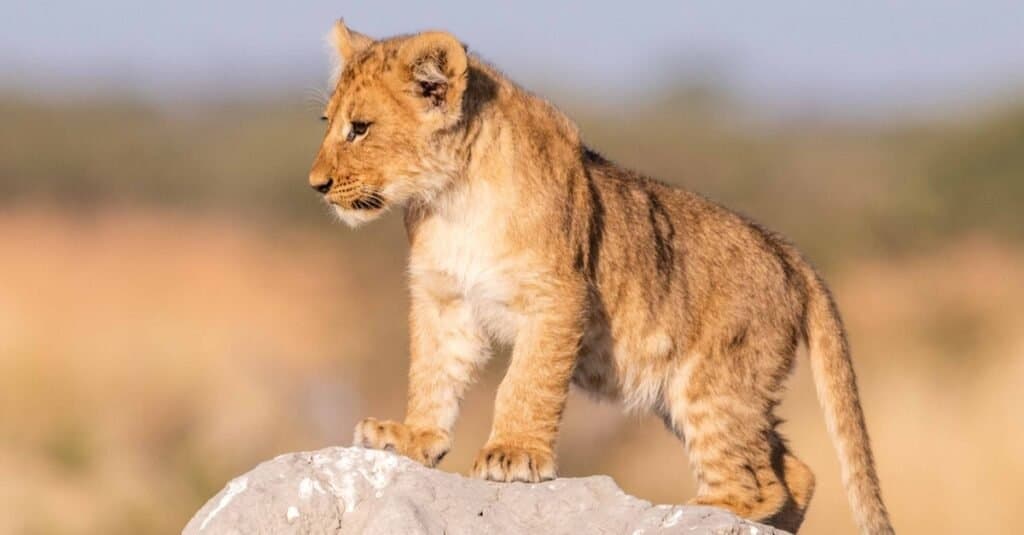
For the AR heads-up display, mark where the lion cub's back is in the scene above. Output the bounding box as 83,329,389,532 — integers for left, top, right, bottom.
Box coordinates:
587,161,807,344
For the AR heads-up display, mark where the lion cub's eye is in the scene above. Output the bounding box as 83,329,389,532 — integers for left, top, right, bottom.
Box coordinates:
347,121,371,142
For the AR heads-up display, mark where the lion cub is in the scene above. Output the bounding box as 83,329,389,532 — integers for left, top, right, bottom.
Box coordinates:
308,20,894,534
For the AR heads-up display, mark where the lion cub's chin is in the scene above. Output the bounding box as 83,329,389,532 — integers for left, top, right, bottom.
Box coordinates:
332,204,386,228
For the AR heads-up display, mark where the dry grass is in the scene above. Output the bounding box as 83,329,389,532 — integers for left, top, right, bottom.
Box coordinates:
2,206,1021,534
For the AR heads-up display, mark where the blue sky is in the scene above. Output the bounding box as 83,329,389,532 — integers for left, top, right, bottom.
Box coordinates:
4,1,1023,110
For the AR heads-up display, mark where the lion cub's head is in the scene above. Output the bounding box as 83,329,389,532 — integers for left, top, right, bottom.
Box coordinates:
309,21,469,227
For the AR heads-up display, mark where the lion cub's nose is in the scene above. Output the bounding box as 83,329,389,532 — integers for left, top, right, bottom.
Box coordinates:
311,177,334,194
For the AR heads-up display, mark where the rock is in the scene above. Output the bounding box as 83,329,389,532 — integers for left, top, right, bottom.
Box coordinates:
184,447,788,535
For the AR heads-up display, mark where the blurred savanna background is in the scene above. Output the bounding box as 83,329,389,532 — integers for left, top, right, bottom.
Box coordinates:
2,2,1023,534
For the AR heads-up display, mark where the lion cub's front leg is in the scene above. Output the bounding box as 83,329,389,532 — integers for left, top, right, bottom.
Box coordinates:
472,293,584,482
353,275,491,467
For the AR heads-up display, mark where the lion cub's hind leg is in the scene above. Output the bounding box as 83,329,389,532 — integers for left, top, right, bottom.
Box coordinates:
772,443,816,532
664,335,815,532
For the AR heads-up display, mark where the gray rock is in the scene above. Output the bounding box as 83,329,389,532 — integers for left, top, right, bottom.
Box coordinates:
184,447,788,535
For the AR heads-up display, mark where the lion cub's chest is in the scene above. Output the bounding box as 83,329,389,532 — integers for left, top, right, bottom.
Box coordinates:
410,210,524,344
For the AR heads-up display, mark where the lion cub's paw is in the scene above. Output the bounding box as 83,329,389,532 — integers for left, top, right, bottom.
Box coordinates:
472,441,556,483
352,417,450,467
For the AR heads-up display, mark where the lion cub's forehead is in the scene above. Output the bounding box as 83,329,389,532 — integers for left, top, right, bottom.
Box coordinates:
340,40,403,85
329,41,405,115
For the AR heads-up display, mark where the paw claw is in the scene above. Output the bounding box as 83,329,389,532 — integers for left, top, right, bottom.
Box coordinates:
352,418,450,467
472,442,556,483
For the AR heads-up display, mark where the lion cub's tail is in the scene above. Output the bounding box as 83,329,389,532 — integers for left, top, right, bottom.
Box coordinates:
800,264,895,535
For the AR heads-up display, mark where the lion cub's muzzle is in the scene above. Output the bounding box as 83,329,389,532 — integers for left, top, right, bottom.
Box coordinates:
316,175,387,211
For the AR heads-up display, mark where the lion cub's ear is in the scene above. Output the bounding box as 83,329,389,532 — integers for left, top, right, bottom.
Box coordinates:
328,19,374,73
395,32,468,125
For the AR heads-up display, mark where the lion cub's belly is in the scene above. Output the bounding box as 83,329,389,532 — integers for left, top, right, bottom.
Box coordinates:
573,313,682,411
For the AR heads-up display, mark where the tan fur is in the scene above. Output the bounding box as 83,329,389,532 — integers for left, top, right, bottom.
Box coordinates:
310,20,894,534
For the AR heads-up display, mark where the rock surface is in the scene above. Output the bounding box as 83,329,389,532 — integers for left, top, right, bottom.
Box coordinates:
184,447,788,535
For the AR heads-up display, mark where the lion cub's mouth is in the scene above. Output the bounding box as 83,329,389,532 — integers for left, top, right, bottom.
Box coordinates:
349,193,386,210
327,190,388,228
325,187,387,211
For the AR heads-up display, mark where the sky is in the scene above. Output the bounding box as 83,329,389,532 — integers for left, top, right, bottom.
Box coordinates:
4,0,1024,111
